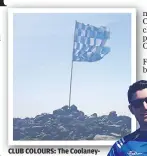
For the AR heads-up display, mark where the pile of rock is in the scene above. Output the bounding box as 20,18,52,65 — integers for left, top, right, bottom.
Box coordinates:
13,105,131,140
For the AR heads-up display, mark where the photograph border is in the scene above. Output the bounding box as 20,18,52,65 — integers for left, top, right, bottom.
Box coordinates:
8,8,136,146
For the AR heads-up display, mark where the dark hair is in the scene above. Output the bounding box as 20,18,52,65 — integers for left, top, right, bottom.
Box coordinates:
128,80,147,103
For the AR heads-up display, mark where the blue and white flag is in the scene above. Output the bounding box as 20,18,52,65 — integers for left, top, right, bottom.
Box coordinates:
73,21,110,62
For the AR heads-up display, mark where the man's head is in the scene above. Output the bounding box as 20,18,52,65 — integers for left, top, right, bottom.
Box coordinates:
128,80,147,127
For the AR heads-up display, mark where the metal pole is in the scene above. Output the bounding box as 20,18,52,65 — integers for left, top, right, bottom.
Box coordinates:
68,21,77,108
68,60,74,108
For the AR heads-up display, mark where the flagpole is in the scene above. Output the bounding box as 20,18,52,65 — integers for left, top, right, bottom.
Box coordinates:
68,60,74,108
68,21,77,108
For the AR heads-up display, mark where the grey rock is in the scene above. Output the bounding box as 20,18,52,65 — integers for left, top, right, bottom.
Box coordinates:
13,105,131,141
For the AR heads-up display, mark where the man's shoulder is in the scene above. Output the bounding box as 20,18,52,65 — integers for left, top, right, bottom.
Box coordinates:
107,129,141,155
123,128,140,143
112,129,140,148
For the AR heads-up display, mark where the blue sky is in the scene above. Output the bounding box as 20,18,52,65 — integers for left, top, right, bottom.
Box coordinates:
13,12,132,118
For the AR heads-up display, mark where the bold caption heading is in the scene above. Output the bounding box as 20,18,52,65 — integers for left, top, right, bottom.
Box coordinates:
8,148,100,155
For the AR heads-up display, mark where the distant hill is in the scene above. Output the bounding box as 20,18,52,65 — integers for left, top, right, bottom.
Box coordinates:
13,104,131,140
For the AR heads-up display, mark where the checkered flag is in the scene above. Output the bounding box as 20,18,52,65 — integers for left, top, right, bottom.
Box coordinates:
73,21,110,62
